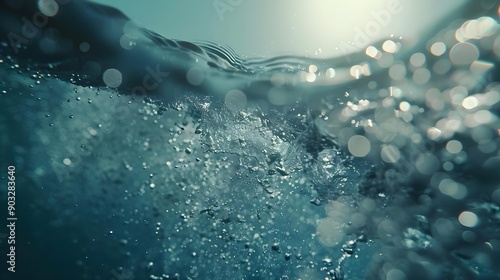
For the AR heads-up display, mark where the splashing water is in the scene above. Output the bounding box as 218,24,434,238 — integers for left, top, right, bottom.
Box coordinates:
1,1,500,279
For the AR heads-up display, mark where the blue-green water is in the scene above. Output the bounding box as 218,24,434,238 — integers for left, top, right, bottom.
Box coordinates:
1,1,500,279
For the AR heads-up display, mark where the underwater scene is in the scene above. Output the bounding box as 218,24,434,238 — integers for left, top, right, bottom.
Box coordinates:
1,0,500,279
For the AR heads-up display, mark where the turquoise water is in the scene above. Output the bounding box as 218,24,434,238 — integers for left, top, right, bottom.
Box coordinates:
1,1,500,279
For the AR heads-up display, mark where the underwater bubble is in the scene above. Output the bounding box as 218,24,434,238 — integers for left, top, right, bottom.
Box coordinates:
473,110,496,124
119,35,136,50
478,140,497,153
380,145,400,163
458,211,479,228
368,81,377,89
63,158,72,166
449,42,479,65
361,198,376,212
413,68,431,85
443,161,455,171
225,89,247,113
382,40,398,53
317,200,352,246
388,64,406,81
366,46,382,59
432,59,451,75
409,52,426,67
462,230,476,242
446,140,463,154
348,135,371,157
306,72,317,82
386,269,407,280
450,86,468,106
439,179,467,200
415,153,440,175
456,17,498,41
38,0,59,17
434,218,455,238
462,96,478,110
186,67,204,86
399,101,410,112
102,68,122,88
123,21,140,39
270,73,286,86
351,213,366,228
430,42,447,56
349,65,362,79
377,53,394,68
79,42,90,53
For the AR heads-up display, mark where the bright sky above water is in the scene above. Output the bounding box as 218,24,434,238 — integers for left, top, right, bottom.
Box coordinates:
93,0,467,58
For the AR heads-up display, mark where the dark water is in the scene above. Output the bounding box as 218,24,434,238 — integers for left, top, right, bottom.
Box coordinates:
1,1,500,279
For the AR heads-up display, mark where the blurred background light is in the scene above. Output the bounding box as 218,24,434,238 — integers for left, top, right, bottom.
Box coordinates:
92,0,468,58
